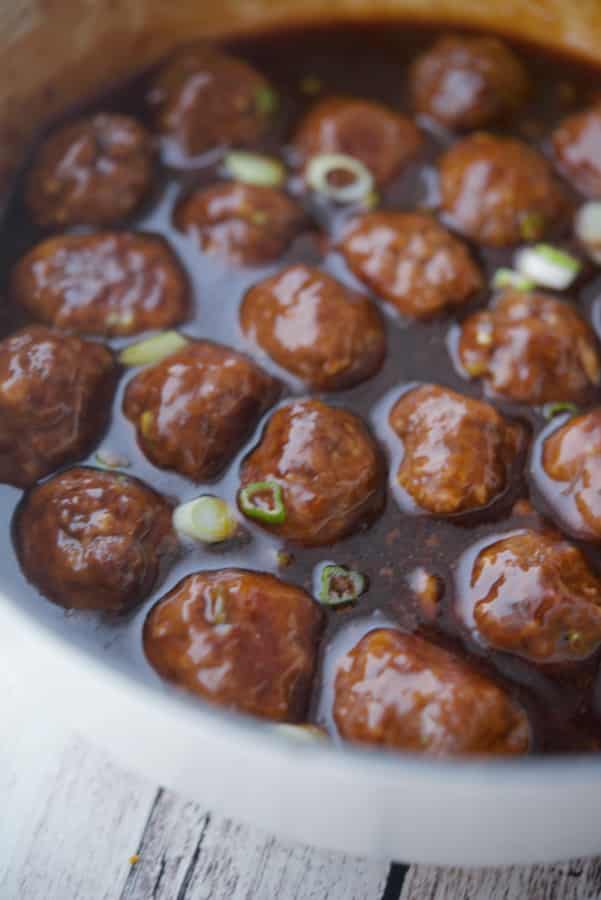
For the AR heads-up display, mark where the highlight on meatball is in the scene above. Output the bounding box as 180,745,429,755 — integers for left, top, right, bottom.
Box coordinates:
26,114,154,228
292,96,422,185
457,289,601,404
540,409,601,540
457,529,601,663
238,399,385,545
174,182,305,265
552,101,601,198
389,384,524,515
439,133,565,246
147,45,275,159
410,34,529,131
339,212,483,318
16,467,176,612
123,339,280,481
144,569,324,721
11,232,189,337
240,264,386,389
333,629,530,755
0,326,116,487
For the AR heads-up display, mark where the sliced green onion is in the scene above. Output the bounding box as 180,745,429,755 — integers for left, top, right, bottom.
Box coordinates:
575,202,601,264
306,153,374,204
119,331,189,367
492,268,535,292
239,480,286,524
275,724,327,741
299,76,322,95
255,85,278,116
173,496,238,544
543,402,580,420
519,211,545,241
95,448,130,469
223,150,285,188
318,564,365,607
514,244,582,290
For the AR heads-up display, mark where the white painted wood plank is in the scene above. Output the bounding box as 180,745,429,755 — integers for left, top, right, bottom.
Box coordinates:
401,860,601,900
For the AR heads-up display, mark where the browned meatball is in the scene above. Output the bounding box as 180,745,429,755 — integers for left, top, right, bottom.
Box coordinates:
11,232,188,337
240,265,386,389
458,529,601,663
410,35,529,131
238,399,384,545
439,134,565,246
541,409,601,540
334,629,530,755
389,385,524,515
0,326,116,488
123,339,280,481
339,212,482,318
144,569,324,721
174,182,305,265
16,467,176,612
552,102,601,198
148,45,274,159
458,290,601,404
26,114,154,228
292,97,422,185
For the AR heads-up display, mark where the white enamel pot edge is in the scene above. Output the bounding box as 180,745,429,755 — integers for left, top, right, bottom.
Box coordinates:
3,592,601,867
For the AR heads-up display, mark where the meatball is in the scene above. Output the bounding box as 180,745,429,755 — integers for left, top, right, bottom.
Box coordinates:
0,326,116,488
123,339,280,481
11,232,188,337
238,399,384,545
292,97,422,185
389,385,524,515
458,290,601,404
334,629,530,755
552,102,601,198
144,569,323,721
439,133,565,246
541,409,601,540
240,264,386,389
148,45,274,159
458,529,601,662
174,182,305,265
410,35,529,131
16,467,176,611
26,114,154,228
339,212,482,318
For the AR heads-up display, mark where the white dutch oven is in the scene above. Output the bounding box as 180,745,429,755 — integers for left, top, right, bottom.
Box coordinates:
3,0,601,866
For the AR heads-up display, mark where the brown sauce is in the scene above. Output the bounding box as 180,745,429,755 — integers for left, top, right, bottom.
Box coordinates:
3,23,601,754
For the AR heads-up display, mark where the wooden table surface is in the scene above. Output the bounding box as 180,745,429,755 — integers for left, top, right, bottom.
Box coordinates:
3,665,601,900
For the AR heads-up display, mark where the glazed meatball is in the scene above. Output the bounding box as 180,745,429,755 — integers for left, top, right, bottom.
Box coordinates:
240,264,386,389
292,97,422,185
458,290,601,404
123,339,280,481
16,467,176,611
144,569,324,721
174,182,305,265
389,384,524,515
238,399,385,545
458,529,601,662
439,133,565,246
26,114,154,228
541,409,601,540
339,212,482,318
148,45,274,159
11,232,188,337
552,101,601,198
410,35,529,131
334,629,530,755
0,326,115,487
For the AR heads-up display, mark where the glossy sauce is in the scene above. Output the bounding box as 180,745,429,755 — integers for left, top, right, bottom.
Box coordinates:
3,24,601,753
